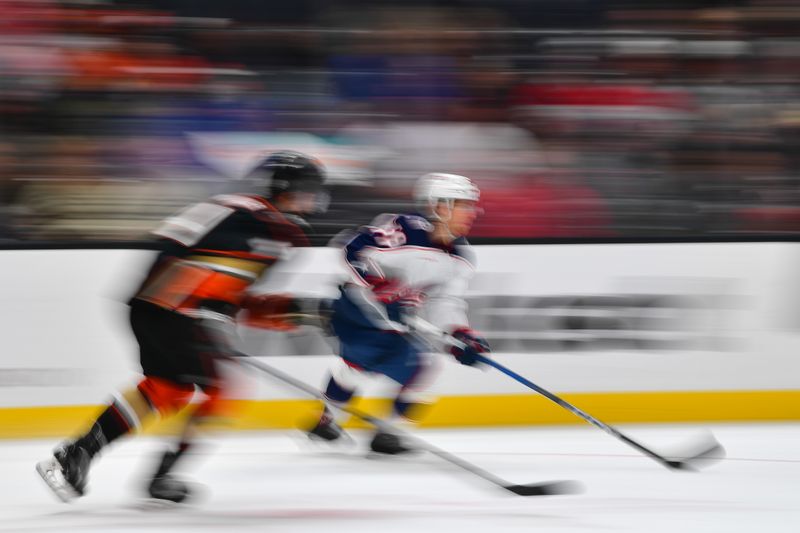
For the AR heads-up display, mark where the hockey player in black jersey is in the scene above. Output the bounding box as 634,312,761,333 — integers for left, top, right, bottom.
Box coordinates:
36,151,326,503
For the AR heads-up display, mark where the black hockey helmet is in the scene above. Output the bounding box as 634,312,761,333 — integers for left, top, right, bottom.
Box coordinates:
254,150,326,198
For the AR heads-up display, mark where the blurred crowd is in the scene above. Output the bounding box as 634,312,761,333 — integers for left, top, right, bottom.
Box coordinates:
2,0,800,243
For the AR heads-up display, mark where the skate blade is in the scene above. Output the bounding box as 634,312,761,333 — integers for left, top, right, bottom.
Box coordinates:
132,498,187,511
298,430,357,450
35,458,80,503
144,478,208,507
308,433,356,446
365,448,422,460
135,492,200,510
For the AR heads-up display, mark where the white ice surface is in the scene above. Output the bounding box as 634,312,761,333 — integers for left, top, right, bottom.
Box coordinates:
1,423,798,532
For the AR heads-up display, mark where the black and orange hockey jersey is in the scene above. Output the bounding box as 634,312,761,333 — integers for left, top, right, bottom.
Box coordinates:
132,194,309,318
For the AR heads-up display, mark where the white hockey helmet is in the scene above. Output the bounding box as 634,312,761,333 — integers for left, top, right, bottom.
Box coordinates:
414,173,480,219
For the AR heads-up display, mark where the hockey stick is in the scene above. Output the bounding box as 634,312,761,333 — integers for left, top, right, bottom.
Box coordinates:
475,356,725,471
238,356,580,497
408,317,725,472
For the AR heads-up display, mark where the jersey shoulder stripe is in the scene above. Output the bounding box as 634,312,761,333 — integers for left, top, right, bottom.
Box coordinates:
212,194,271,212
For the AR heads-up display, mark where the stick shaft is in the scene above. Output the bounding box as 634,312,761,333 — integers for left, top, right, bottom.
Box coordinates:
475,355,675,468
408,315,676,469
239,356,553,492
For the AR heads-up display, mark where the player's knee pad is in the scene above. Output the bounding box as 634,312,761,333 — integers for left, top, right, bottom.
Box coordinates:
137,376,195,417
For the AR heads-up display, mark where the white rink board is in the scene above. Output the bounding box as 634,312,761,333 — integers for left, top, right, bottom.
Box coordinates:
0,243,799,407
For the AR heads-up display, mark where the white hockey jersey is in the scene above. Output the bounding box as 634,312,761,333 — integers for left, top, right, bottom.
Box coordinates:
336,213,475,334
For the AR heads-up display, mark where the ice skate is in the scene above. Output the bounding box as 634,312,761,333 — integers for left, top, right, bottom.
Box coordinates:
36,442,91,502
369,431,415,456
144,449,194,503
306,408,354,446
147,473,192,503
308,417,346,442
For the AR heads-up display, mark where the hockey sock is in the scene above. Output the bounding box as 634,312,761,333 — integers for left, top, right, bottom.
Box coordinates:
74,396,140,458
393,382,433,423
392,399,430,423
323,376,355,425
154,440,191,478
324,375,355,404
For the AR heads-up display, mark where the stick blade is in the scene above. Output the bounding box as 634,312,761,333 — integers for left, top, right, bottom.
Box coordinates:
504,480,584,497
665,432,727,471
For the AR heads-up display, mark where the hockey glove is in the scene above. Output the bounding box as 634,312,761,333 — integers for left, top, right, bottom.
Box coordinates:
450,328,490,367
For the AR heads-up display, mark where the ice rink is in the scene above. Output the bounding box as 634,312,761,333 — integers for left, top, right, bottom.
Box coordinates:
1,423,798,533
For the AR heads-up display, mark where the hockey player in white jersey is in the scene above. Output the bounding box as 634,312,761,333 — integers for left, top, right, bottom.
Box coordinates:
308,172,491,454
